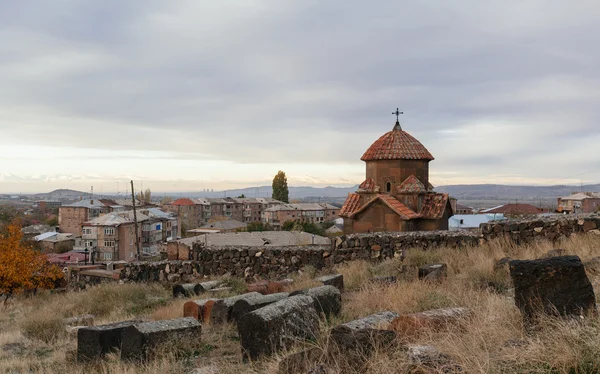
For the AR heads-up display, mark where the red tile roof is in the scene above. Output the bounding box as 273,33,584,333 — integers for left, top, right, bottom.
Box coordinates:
378,194,420,219
397,175,426,194
339,193,361,217
358,177,377,192
171,198,196,206
481,204,545,215
419,193,450,220
361,127,434,161
344,194,419,220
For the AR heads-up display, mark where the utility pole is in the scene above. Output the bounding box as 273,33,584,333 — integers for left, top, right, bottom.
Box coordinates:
131,180,141,261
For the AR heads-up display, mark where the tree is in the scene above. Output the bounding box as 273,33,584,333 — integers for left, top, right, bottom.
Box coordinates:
247,222,270,232
237,194,246,198
272,170,289,203
136,188,152,204
0,223,64,303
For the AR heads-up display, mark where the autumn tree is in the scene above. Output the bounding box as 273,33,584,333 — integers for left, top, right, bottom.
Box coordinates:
272,170,289,203
0,223,64,303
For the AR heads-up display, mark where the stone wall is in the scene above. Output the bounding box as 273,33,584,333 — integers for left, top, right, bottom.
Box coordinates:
479,214,600,244
97,213,600,283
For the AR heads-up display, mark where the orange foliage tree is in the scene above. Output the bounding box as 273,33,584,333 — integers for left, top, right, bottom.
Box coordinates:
0,223,64,303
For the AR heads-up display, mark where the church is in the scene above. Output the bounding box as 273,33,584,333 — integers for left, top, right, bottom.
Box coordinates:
339,111,454,233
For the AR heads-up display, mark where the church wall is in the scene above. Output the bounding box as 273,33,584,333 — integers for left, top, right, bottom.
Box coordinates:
416,205,452,231
365,159,429,193
348,201,410,233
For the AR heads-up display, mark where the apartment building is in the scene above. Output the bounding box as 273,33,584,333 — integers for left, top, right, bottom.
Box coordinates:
162,198,210,230
557,192,600,214
80,211,150,262
59,199,110,236
140,208,180,253
263,203,340,228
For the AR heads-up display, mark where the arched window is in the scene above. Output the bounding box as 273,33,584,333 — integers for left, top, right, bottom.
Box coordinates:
386,182,391,192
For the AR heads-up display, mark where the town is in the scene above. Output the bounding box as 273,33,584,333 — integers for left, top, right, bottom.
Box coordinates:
2,1,600,373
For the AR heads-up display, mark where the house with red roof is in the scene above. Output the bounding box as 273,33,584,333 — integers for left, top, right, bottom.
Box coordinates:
340,116,454,233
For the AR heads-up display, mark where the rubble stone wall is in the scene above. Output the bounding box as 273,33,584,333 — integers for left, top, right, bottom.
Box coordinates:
107,214,600,283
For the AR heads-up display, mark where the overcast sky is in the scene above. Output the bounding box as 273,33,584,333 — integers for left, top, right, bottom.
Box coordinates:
1,1,599,193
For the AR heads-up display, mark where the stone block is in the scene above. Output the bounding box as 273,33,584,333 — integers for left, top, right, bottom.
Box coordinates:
210,292,262,324
231,292,289,322
289,286,341,317
388,307,472,336
418,263,447,282
237,295,319,360
330,311,398,353
510,256,596,324
183,298,219,323
315,274,344,291
121,317,201,361
197,280,220,292
407,345,461,373
77,320,141,362
172,283,202,298
247,280,292,295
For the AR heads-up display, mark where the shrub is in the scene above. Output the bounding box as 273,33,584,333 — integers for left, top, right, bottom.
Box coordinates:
20,312,65,343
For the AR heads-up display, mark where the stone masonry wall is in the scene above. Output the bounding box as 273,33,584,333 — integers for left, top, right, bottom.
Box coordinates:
110,213,600,283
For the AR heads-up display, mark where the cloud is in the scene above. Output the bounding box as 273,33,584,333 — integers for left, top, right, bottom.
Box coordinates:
1,0,600,192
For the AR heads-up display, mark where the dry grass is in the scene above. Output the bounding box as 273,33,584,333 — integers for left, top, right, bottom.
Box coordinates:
2,234,600,373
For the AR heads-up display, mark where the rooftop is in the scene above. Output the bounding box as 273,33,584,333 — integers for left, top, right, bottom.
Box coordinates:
177,231,331,247
84,211,150,226
263,203,339,212
481,203,545,215
62,199,105,209
361,122,434,162
198,219,247,231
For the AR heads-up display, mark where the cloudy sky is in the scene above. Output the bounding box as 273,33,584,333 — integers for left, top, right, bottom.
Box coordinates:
1,1,599,193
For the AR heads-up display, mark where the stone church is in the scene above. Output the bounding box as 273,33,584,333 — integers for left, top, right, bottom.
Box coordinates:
340,115,454,233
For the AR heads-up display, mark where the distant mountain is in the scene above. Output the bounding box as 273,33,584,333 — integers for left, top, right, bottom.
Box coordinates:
28,183,600,203
186,185,359,199
435,184,600,200
31,189,88,201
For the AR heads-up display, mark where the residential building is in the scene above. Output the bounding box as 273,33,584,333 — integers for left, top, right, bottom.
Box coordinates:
34,232,75,253
557,192,600,214
455,203,474,215
263,203,340,228
162,198,210,231
164,197,284,230
187,219,247,235
339,117,454,233
480,203,547,216
59,199,110,236
80,211,150,262
142,208,180,242
21,224,55,240
207,198,238,221
37,200,62,211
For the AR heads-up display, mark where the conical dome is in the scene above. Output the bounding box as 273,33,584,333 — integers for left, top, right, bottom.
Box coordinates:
360,122,434,161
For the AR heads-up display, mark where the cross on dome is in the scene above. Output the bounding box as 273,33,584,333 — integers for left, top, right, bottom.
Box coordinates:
392,108,403,130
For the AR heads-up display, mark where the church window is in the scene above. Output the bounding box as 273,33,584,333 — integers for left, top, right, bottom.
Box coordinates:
386,182,391,192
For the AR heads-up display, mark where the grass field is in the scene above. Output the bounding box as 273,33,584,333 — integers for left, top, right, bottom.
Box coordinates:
1,234,600,373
